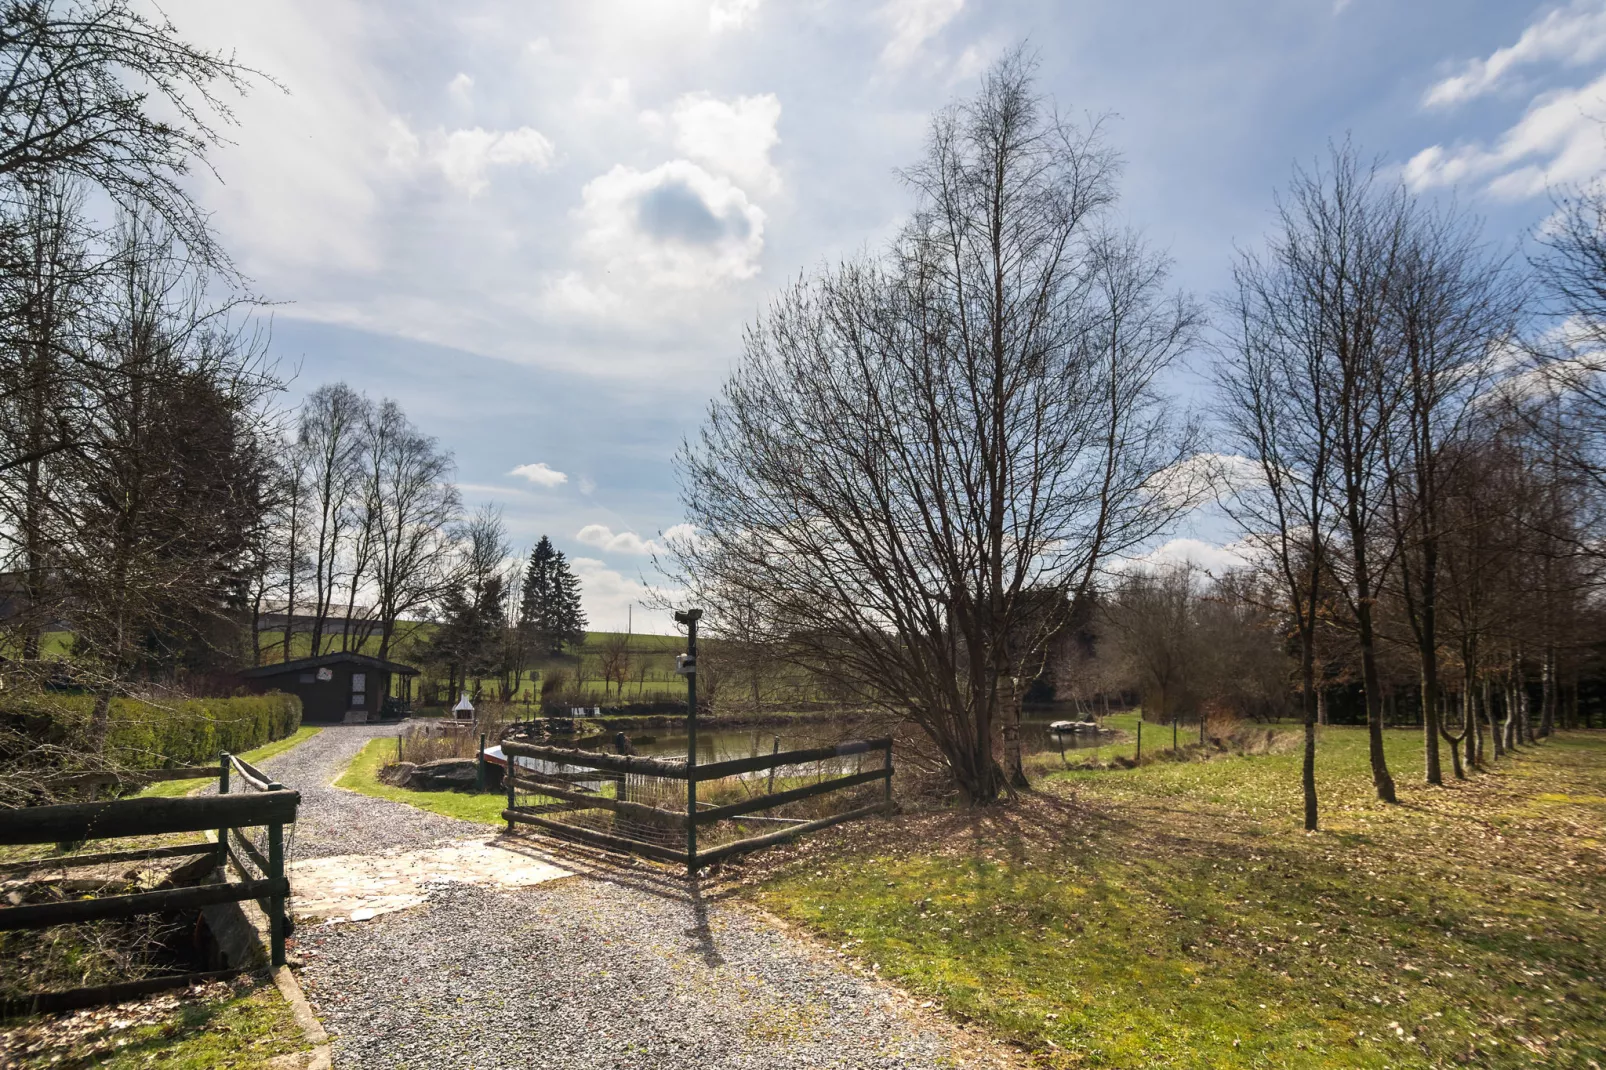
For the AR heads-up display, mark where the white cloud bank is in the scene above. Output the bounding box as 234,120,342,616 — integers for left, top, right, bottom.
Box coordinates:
575,522,697,556
570,557,676,632
709,0,761,33
880,0,965,69
574,159,767,289
430,126,556,196
1423,0,1606,107
1409,3,1606,199
650,91,783,196
509,462,568,487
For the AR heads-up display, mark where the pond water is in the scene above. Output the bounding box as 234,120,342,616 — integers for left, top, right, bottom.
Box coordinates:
601,718,1118,764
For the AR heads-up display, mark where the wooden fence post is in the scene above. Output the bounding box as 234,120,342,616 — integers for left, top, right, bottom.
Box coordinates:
477,734,487,791
882,739,893,811
505,760,515,834
266,781,286,969
216,754,230,869
1136,719,1143,764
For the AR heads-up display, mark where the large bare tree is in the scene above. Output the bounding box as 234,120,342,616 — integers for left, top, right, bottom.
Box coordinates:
669,53,1198,803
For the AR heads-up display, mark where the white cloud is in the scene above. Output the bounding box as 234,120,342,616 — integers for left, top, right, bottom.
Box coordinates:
1424,0,1606,108
709,0,760,32
576,524,662,555
1405,72,1606,198
447,72,474,107
433,126,556,196
1146,452,1265,509
880,0,965,69
1114,537,1258,577
575,159,766,289
570,557,675,632
648,92,783,196
510,462,569,487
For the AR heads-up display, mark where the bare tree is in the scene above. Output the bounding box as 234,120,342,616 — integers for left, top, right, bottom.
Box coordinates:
298,383,368,657
668,53,1199,803
0,0,266,268
1378,207,1522,783
1103,564,1202,726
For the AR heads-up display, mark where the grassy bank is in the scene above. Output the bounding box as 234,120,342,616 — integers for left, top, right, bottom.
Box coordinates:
334,737,508,824
752,725,1606,1069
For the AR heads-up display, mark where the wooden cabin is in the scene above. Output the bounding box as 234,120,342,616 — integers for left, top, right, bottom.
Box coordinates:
239,653,418,724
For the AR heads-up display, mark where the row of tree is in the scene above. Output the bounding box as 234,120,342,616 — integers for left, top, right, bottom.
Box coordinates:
666,51,1606,818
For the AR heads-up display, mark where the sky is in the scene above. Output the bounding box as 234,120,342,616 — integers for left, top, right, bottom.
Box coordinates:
155,0,1606,632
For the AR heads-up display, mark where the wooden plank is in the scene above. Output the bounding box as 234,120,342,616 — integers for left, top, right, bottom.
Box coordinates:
0,790,300,846
693,767,889,826
502,809,688,865
0,877,286,930
500,740,689,779
229,755,273,791
0,967,248,1017
0,842,217,876
44,766,219,790
509,779,686,830
694,802,892,868
692,738,891,782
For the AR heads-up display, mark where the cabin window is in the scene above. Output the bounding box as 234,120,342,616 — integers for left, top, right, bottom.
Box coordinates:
299,674,315,684
351,672,366,707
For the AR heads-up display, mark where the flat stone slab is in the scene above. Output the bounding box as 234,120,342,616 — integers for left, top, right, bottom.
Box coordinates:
290,837,570,923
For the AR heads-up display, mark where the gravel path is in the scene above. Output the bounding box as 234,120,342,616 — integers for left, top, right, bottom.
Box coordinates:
245,723,482,861
257,726,987,1068
298,878,973,1069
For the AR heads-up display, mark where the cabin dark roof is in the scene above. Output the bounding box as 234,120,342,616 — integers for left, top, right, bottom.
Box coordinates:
239,652,419,678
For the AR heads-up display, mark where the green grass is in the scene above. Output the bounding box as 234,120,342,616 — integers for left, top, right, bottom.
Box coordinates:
334,737,509,824
4,974,306,1068
134,726,324,798
754,724,1606,1069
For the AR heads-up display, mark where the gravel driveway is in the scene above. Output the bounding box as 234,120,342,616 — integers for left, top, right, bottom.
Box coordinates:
255,726,989,1069
238,723,481,861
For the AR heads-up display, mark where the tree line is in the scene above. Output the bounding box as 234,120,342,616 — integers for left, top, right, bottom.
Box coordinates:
667,50,1606,817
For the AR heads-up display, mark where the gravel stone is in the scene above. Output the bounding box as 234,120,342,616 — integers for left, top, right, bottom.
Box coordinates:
225,723,482,860
241,727,976,1068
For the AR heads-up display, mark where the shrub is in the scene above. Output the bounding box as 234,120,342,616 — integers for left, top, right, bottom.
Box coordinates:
1,691,302,772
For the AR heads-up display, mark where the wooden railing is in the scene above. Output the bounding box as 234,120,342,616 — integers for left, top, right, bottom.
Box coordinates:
0,758,299,1015
500,736,893,873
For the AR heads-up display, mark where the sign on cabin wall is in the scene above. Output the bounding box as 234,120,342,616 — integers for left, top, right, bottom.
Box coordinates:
316,668,333,681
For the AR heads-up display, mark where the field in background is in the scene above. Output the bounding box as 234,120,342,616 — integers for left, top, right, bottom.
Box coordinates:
752,725,1606,1069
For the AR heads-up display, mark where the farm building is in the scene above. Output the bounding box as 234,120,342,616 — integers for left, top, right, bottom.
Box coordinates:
239,652,418,723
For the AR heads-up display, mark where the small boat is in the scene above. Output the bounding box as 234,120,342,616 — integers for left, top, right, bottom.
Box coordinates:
1048,720,1099,734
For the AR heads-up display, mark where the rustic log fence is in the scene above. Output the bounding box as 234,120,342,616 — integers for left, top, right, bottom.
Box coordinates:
500,735,894,874
0,757,299,1015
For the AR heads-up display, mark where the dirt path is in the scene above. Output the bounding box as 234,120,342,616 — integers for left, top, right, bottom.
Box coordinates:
266,726,1000,1069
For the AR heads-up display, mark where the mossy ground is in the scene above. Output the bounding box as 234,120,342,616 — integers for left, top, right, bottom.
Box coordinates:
749,722,1606,1069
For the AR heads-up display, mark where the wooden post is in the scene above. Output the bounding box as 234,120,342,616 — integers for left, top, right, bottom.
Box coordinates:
505,756,516,834
266,781,286,969
882,739,893,810
216,754,230,869
477,734,487,791
396,732,403,763
1172,715,1178,754
1136,719,1143,764
766,736,780,793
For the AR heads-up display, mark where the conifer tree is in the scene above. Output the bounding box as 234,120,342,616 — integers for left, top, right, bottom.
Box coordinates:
519,536,587,655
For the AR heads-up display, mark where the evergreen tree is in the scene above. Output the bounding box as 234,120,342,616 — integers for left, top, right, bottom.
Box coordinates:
519,536,587,655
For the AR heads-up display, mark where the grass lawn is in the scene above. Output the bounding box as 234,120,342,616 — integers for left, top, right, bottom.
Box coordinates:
750,724,1606,1069
135,726,324,798
2,973,306,1069
334,737,509,824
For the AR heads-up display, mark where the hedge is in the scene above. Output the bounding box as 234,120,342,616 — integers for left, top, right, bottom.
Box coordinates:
3,692,302,770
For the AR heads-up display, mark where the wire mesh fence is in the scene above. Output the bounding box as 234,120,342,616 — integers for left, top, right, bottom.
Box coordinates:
501,735,893,871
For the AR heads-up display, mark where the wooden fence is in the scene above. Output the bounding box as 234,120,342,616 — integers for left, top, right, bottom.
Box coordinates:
0,756,299,1015
500,736,893,874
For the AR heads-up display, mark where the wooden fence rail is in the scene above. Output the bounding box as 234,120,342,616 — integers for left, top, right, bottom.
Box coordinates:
0,751,300,1019
500,735,894,871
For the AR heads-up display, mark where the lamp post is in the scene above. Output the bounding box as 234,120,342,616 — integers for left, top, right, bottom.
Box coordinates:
674,608,702,878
